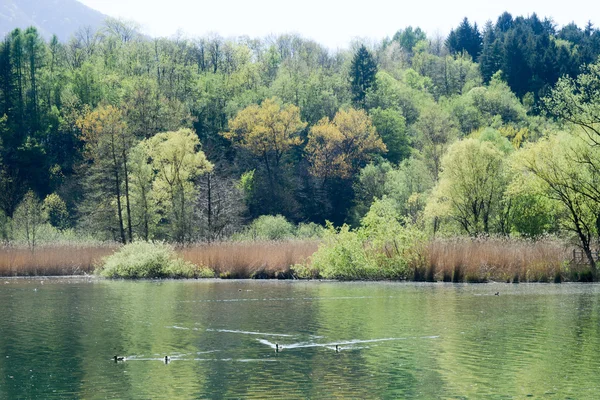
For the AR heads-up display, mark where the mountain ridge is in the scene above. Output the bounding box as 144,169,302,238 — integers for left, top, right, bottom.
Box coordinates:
0,0,107,41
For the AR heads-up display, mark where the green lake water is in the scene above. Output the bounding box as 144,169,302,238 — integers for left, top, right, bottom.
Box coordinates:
1,279,599,399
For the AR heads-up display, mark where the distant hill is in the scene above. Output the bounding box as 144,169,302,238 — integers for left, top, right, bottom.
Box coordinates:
0,0,107,41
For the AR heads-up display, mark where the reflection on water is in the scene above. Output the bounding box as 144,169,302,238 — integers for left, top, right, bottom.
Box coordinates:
1,280,600,398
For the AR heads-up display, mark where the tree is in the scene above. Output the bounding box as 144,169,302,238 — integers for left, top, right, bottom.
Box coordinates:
43,193,69,231
14,190,44,251
392,26,427,53
306,108,386,180
349,45,378,107
369,108,410,164
544,60,600,142
128,141,157,241
146,128,213,243
446,18,482,60
426,138,507,235
222,97,305,217
222,98,305,189
414,104,458,182
512,133,600,276
197,169,245,242
77,105,135,243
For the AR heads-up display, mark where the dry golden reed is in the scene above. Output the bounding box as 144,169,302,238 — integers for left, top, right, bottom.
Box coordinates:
178,240,319,278
417,236,572,283
0,237,584,282
0,243,119,276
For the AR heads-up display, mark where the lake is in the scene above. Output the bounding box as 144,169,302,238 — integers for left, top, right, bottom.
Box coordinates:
1,279,599,399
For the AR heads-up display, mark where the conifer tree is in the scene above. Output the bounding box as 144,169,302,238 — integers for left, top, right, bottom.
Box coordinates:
349,45,378,107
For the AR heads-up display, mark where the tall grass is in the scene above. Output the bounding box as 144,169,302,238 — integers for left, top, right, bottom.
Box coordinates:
0,236,589,282
415,236,573,283
0,243,119,276
178,240,319,278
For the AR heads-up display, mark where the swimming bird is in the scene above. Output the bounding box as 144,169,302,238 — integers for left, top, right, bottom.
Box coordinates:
275,343,280,353
164,356,171,364
335,345,340,353
113,355,126,362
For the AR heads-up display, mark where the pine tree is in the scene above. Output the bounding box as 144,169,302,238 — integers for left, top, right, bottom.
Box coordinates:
446,18,482,59
349,45,378,107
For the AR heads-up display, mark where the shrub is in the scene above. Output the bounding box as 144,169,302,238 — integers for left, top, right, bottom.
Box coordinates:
43,193,70,231
308,197,427,280
296,222,325,239
97,242,214,279
310,223,381,280
245,215,296,240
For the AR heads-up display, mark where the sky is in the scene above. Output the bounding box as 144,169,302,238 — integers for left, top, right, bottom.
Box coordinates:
79,0,600,49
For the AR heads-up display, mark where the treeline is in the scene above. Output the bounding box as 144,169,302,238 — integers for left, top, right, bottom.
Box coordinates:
0,13,599,248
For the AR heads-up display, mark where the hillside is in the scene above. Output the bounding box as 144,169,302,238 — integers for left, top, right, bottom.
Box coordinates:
0,0,106,40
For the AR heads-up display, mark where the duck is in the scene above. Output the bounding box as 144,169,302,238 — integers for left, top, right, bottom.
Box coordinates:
113,355,126,362
164,356,171,364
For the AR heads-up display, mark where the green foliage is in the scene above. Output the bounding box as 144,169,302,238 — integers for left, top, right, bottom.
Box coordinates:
426,138,507,235
309,198,427,280
310,223,378,280
353,158,433,225
145,128,213,243
296,222,325,239
349,45,378,106
369,107,410,164
98,242,214,279
42,193,69,231
244,215,296,241
0,17,598,249
13,190,45,250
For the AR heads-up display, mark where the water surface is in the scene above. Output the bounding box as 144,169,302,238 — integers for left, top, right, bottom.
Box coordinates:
1,279,599,398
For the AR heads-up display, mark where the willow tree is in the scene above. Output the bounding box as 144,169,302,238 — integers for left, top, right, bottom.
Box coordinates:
512,132,600,276
425,138,507,235
146,128,212,243
77,105,135,243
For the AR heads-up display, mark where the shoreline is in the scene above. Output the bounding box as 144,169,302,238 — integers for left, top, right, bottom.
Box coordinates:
0,237,593,282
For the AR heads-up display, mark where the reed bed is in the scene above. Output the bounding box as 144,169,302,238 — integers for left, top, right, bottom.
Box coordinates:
0,243,119,276
178,240,320,278
418,236,576,283
0,237,588,282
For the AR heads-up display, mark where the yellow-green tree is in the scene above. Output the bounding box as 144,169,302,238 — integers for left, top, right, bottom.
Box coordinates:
146,128,213,243
14,190,44,251
511,132,600,275
415,104,458,182
425,138,506,235
306,108,386,180
222,97,305,185
77,105,135,243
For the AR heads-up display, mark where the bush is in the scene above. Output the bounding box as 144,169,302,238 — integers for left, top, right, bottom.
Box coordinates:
307,197,427,280
310,223,381,280
97,242,214,279
245,215,296,240
296,222,325,239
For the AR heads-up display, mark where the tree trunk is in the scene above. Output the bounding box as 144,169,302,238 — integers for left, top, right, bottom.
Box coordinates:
111,136,126,244
122,149,133,243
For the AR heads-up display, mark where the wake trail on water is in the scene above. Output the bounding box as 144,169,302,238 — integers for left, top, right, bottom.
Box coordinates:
258,335,440,350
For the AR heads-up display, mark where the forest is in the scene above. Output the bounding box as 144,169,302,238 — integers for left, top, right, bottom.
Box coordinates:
1,12,600,277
